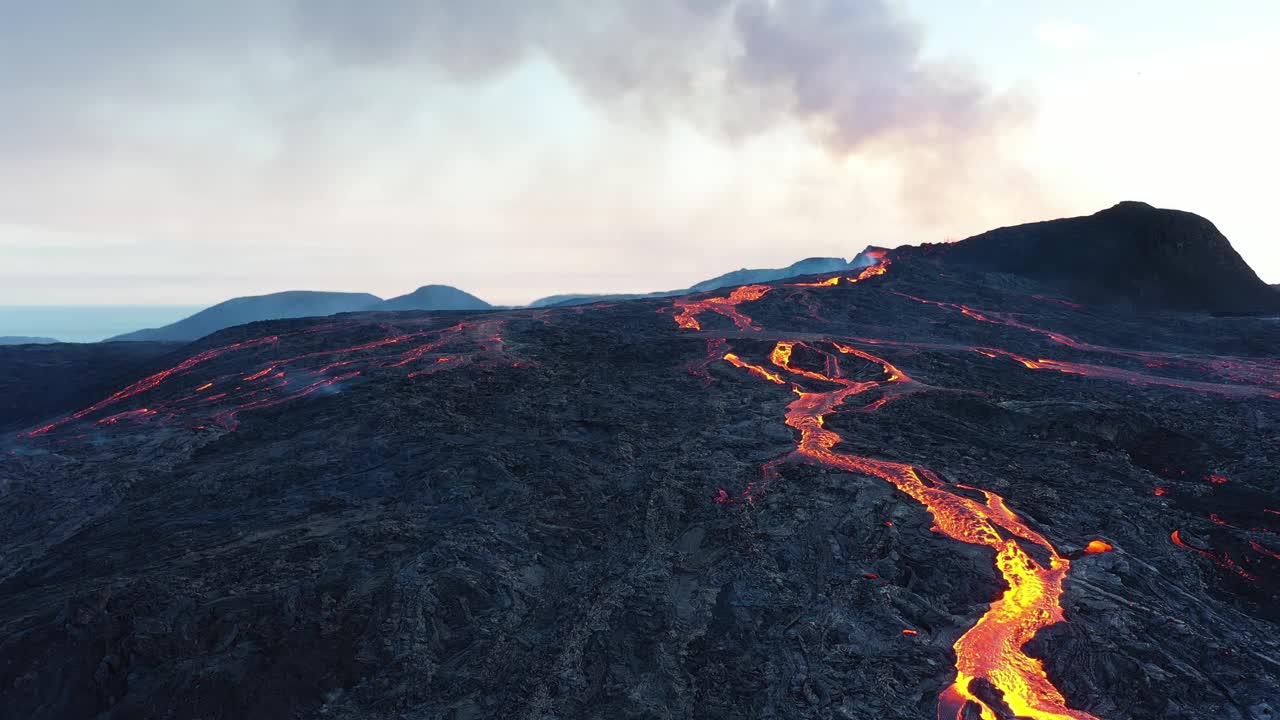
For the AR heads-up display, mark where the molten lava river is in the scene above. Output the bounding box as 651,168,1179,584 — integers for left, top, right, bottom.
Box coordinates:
671,259,1144,720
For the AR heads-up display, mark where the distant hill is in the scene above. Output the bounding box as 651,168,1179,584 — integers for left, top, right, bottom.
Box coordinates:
378,285,490,312
109,291,384,342
110,285,496,343
529,255,875,308
528,292,659,308
687,256,860,293
0,336,59,345
914,201,1280,313
527,294,625,308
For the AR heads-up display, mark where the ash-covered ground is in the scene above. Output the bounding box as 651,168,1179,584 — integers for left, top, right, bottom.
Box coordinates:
1,248,1278,719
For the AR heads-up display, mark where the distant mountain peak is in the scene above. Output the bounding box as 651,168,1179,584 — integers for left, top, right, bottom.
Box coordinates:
0,336,59,345
108,291,383,343
378,285,490,312
1105,200,1157,212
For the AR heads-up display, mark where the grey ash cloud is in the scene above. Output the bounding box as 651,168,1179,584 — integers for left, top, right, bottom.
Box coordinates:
0,0,1039,303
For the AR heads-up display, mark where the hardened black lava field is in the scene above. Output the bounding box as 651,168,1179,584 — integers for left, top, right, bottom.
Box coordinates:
2,206,1279,720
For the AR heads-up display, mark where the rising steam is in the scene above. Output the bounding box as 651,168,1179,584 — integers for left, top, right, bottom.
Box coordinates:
293,0,1040,220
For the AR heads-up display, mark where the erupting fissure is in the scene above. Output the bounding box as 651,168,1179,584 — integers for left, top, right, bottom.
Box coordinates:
668,257,1102,719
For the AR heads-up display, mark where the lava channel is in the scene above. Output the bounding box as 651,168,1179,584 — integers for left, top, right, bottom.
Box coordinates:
672,264,1103,717
750,340,1102,720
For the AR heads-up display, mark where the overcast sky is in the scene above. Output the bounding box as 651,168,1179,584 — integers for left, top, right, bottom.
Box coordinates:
3,1,1277,306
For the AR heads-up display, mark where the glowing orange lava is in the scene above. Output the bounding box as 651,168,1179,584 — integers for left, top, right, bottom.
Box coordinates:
1171,529,1257,581
903,291,1280,397
20,318,517,437
733,339,1100,720
1084,540,1113,554
972,348,1278,399
722,352,785,385
671,285,771,331
790,276,842,288
671,257,1099,718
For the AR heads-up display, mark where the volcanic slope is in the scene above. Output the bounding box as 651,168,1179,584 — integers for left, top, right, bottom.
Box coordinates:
2,253,1280,720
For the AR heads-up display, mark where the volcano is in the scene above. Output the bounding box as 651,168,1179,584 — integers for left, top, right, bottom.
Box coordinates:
2,206,1279,720
913,201,1280,313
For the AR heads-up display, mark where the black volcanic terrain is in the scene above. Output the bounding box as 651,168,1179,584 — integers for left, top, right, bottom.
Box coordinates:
2,206,1279,720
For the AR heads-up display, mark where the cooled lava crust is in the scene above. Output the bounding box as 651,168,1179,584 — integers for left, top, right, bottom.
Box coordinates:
2,249,1279,719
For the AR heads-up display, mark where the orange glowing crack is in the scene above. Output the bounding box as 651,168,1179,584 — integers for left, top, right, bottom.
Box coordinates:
723,352,786,384
908,291,1280,396
1250,541,1280,561
974,348,1277,399
20,336,281,437
1171,529,1257,581
21,319,519,437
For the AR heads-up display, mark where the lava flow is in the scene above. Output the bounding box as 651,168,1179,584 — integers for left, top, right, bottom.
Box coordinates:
757,340,1099,720
671,284,771,331
899,292,1280,397
1171,529,1258,581
670,257,1101,719
20,317,516,439
972,348,1279,400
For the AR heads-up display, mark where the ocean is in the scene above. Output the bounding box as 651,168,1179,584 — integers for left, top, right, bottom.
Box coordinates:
0,306,202,343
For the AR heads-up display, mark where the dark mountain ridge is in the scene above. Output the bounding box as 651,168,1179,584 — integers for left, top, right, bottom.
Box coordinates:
109,291,385,343
109,287,494,343
528,255,875,307
913,201,1280,313
378,284,489,312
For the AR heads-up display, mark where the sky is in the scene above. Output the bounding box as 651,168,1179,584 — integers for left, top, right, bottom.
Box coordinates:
2,1,1277,307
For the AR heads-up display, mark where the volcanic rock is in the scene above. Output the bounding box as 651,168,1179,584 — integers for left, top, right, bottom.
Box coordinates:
2,210,1279,720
